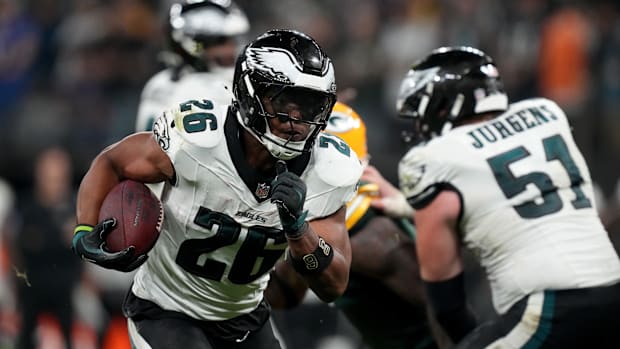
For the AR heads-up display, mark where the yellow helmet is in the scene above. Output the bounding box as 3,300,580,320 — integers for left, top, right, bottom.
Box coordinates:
324,102,368,161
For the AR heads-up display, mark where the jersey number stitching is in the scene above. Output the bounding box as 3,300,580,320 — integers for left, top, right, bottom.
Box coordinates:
487,134,591,218
180,99,218,133
175,207,287,284
318,135,351,157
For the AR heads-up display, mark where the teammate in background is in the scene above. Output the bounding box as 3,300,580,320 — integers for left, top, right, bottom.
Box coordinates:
135,0,249,132
71,29,361,348
390,46,620,348
266,102,441,349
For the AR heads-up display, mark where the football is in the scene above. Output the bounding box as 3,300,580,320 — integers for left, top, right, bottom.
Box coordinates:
99,180,163,255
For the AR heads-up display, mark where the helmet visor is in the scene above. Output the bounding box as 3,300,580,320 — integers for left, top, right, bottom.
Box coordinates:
262,86,334,124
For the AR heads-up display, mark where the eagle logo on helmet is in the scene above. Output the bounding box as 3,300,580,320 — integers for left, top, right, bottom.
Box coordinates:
245,47,304,83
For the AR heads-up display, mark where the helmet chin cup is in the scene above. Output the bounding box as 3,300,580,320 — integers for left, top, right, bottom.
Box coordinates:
262,126,307,160
264,141,302,160
235,110,308,160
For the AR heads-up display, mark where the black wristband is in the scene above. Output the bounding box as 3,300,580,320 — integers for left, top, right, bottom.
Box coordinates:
288,237,334,275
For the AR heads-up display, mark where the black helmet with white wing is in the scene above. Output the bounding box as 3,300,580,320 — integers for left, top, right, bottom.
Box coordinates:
233,29,337,160
396,46,508,144
167,0,249,72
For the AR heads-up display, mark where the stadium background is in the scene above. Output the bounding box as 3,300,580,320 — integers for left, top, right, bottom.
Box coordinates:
0,0,619,348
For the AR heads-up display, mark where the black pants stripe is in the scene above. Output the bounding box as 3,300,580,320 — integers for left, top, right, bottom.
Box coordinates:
457,282,620,349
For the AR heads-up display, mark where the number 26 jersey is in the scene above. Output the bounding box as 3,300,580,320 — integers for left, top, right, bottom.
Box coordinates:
132,98,362,321
399,97,620,314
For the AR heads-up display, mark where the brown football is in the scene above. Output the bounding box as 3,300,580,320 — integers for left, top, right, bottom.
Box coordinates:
99,180,163,255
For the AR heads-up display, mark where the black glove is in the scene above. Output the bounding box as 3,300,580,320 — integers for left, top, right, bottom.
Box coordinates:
72,218,148,272
271,161,309,238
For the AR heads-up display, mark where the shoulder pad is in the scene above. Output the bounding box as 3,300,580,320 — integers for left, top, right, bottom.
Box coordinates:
504,97,570,129
140,69,175,100
398,146,443,207
507,97,566,117
312,133,363,187
169,73,233,108
170,99,228,149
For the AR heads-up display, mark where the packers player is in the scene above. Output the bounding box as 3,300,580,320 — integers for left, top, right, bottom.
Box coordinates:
393,46,620,348
72,30,361,349
266,102,440,349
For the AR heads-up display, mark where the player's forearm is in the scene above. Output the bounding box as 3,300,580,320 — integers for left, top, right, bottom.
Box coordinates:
286,225,350,302
265,261,308,309
424,272,477,342
76,152,122,225
304,252,349,302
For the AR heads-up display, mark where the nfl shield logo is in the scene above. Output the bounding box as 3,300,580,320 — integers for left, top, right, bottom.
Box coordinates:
255,183,270,199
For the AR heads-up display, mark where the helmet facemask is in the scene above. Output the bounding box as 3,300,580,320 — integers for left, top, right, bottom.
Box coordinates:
233,30,338,160
237,76,336,160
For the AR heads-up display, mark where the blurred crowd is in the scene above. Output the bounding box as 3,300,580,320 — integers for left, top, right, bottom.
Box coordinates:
1,0,620,195
1,0,620,348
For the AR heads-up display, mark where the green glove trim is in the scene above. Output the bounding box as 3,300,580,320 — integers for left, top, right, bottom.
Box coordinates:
74,224,94,235
72,224,94,252
284,210,309,239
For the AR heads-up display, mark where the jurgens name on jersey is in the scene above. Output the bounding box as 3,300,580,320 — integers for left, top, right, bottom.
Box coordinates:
467,104,559,149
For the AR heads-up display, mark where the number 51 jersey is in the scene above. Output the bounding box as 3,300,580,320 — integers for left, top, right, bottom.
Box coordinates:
399,97,620,315
132,98,362,321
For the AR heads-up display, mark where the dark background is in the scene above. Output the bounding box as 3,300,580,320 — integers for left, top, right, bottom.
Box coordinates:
1,0,620,348
2,0,620,198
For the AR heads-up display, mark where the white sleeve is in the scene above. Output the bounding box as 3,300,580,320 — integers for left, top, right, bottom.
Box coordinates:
304,133,363,219
398,145,451,209
136,71,176,132
152,109,183,162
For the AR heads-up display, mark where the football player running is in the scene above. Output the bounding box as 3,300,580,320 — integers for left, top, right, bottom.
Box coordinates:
135,0,249,132
266,102,442,349
72,29,361,349
389,46,620,348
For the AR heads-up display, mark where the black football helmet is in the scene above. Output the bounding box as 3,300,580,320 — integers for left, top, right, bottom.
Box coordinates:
233,29,337,160
167,0,249,72
396,46,508,144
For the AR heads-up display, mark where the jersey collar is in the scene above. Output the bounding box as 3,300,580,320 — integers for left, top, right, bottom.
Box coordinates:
224,108,310,202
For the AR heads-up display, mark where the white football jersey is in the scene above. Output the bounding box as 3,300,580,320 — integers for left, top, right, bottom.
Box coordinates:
136,68,234,198
399,98,620,314
135,67,234,132
132,99,362,321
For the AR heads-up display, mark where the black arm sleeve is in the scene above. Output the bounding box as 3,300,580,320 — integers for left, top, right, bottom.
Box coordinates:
424,272,477,343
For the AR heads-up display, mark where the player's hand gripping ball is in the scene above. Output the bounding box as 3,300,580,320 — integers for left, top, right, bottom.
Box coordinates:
72,180,163,272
